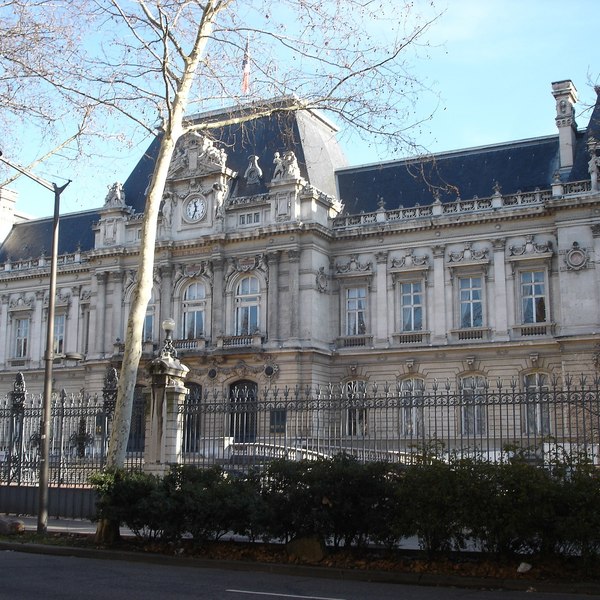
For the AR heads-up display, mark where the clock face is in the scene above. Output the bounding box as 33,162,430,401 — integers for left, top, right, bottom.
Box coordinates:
184,196,207,222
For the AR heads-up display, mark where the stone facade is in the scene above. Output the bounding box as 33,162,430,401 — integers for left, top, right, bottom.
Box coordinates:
0,82,599,402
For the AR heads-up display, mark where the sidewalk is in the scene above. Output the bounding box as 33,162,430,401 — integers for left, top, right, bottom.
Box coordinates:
11,515,133,536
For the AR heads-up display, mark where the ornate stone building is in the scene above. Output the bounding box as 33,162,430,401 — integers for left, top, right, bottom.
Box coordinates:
1,81,599,409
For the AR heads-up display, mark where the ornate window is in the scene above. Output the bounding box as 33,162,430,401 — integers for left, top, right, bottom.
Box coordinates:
523,372,551,435
53,314,66,355
235,276,260,336
520,270,547,324
400,282,423,332
460,375,487,435
182,282,206,339
14,317,29,358
459,276,483,328
345,286,367,336
399,378,424,437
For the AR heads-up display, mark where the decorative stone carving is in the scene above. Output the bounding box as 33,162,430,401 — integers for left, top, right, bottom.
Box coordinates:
213,182,228,219
104,182,125,208
103,218,118,244
562,242,589,271
184,261,215,287
225,254,268,284
316,267,328,293
588,136,600,191
336,255,372,274
168,132,227,178
161,192,173,229
448,242,489,263
391,250,429,269
509,235,553,257
272,151,300,182
244,155,263,185
9,295,33,310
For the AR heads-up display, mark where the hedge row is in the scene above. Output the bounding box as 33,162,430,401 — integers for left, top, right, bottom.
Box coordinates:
91,453,600,559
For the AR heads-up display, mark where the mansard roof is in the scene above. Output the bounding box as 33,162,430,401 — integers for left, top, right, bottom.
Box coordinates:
335,89,600,215
0,209,98,263
335,135,565,215
122,101,347,213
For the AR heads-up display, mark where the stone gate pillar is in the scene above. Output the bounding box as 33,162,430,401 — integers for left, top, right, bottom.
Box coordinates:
144,319,189,476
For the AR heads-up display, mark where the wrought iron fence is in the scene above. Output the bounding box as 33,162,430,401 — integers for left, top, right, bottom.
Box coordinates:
0,373,145,487
180,376,600,472
2,373,600,486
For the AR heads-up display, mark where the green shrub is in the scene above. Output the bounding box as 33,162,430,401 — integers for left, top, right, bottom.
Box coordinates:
91,469,168,540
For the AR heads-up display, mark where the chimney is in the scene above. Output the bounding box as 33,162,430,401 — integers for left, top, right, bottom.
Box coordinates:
552,79,578,171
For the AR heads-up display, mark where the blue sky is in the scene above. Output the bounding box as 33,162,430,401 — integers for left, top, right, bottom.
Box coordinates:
7,0,600,218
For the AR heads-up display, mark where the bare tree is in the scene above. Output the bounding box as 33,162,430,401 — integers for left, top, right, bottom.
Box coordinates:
1,0,439,532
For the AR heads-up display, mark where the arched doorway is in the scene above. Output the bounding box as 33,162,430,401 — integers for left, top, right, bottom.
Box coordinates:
229,380,258,443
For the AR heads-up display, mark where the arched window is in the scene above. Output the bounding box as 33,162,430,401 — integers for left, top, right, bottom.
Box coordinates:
235,276,260,336
182,281,206,340
460,375,487,435
229,380,258,442
523,372,551,435
399,378,424,437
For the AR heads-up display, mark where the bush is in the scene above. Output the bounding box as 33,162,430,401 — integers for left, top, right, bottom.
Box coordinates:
91,455,600,561
91,469,169,540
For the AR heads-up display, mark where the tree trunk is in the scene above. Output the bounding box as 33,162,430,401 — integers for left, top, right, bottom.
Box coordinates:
95,2,220,544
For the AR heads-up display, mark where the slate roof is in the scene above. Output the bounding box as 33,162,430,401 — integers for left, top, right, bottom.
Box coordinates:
123,102,347,214
335,90,600,215
336,136,567,215
2,90,599,261
0,210,98,263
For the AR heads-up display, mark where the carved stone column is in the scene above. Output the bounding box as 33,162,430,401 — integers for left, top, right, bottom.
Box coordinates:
144,338,189,476
374,251,388,346
267,251,280,342
33,291,45,369
211,256,225,340
492,238,509,340
92,272,107,357
0,295,9,366
67,285,81,354
431,245,447,344
106,272,123,349
592,225,600,323
288,249,300,339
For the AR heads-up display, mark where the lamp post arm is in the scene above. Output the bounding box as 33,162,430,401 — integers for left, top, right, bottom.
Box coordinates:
0,151,62,193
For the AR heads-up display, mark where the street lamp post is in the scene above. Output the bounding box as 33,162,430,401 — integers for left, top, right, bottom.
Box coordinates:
0,151,70,533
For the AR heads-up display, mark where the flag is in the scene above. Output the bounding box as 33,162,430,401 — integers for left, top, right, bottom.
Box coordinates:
241,38,250,95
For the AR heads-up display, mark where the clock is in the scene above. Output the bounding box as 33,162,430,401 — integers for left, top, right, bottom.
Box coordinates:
184,196,207,222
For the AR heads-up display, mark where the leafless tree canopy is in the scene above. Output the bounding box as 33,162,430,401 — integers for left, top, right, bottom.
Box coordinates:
1,0,439,163
1,0,440,477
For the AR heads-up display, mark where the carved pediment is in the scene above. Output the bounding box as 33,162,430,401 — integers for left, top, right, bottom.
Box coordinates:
335,255,372,275
9,295,33,311
391,249,430,271
508,235,552,256
448,242,489,264
168,132,227,179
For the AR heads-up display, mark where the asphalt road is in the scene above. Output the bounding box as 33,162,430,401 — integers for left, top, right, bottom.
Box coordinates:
0,551,595,600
